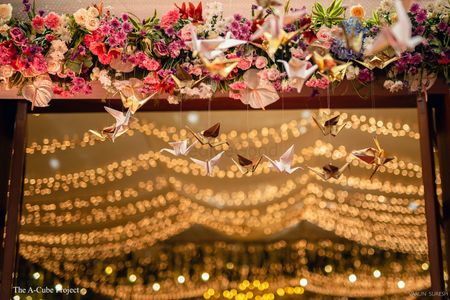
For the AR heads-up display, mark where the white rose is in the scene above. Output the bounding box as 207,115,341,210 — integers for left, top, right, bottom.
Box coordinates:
0,65,14,78
0,24,9,35
85,17,100,31
74,8,88,27
47,59,62,75
87,7,99,18
0,4,12,24
51,40,68,54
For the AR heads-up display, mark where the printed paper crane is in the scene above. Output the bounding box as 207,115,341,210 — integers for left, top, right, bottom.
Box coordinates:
191,151,225,177
312,112,347,137
231,154,264,175
278,57,318,93
264,145,302,174
160,140,197,156
355,55,398,70
365,0,423,56
200,56,240,78
352,138,395,179
308,162,350,180
89,107,134,142
186,123,229,148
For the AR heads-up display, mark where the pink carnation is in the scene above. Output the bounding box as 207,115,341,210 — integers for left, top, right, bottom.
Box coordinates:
229,81,247,90
305,77,330,89
160,9,180,30
316,27,333,49
180,24,194,41
44,12,60,30
143,58,161,71
32,16,45,32
229,91,242,99
237,57,252,70
255,56,268,69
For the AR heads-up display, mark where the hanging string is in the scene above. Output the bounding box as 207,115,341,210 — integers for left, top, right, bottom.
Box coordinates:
370,79,376,138
246,104,249,158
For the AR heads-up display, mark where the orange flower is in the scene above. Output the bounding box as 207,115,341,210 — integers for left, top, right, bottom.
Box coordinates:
350,4,365,19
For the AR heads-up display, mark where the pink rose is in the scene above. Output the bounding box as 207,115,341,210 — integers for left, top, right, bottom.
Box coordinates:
237,57,252,70
316,27,333,49
229,81,247,90
32,16,45,32
44,12,60,30
290,48,307,59
180,24,194,41
266,68,280,81
189,65,202,76
160,9,180,30
255,56,268,69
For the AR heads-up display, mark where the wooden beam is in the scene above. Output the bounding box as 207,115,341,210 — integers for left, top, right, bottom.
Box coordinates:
0,101,27,299
416,93,445,297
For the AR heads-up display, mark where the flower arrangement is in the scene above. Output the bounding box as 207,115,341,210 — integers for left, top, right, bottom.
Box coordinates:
0,0,448,108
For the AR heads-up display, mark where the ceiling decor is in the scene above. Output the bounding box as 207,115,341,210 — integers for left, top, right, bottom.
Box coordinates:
0,0,447,109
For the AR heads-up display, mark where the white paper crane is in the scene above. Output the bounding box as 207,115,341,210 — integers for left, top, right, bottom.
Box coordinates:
160,140,197,156
189,30,247,60
264,145,302,174
365,0,423,56
104,106,133,142
190,151,225,177
278,57,318,93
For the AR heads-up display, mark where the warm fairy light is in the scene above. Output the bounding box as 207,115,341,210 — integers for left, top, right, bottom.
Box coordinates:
152,283,160,291
299,278,308,287
397,280,406,289
349,274,357,283
80,288,87,295
105,266,113,275
32,272,40,280
324,265,333,273
421,263,429,270
201,272,210,281
373,270,381,278
55,284,63,291
128,274,137,283
177,275,186,284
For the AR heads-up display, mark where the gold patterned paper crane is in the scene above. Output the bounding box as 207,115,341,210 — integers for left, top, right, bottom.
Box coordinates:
231,154,263,175
308,162,350,180
352,138,395,179
186,123,229,148
312,112,348,137
200,56,240,78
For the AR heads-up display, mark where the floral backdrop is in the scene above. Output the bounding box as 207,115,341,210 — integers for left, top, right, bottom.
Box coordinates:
0,0,448,108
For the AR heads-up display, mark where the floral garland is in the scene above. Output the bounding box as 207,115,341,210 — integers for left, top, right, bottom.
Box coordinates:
0,0,448,108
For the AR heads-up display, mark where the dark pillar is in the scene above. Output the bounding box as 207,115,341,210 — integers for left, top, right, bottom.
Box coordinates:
417,93,446,297
433,92,450,291
0,101,27,299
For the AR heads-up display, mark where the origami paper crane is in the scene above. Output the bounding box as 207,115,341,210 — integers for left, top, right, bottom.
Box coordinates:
250,8,307,60
200,56,240,78
22,78,53,110
308,162,350,180
264,145,302,174
312,112,348,137
365,0,423,56
160,140,197,156
239,69,280,109
186,123,229,148
231,154,263,175
355,55,399,70
313,52,351,82
278,57,318,93
117,78,156,114
352,138,396,179
191,151,225,177
89,107,134,142
189,30,247,60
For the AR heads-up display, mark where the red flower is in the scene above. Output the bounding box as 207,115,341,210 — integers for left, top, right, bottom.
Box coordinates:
89,42,106,56
176,2,203,23
302,30,317,44
44,12,60,30
32,16,45,32
438,54,450,65
251,19,265,34
98,54,111,65
107,48,121,60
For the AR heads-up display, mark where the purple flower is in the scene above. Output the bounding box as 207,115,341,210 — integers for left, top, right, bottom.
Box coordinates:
395,59,408,73
153,41,168,56
233,14,242,21
121,13,129,21
99,24,111,35
22,0,31,12
110,18,121,29
409,53,422,65
9,27,27,46
414,25,425,35
122,22,132,33
230,21,239,30
437,22,448,32
358,68,373,83
415,9,427,24
410,3,420,14
165,27,175,36
38,9,45,16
